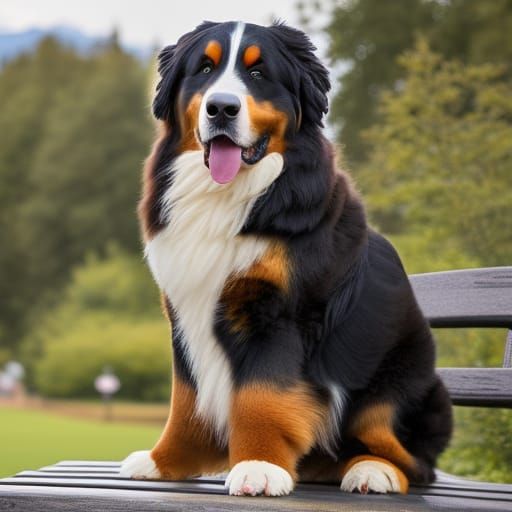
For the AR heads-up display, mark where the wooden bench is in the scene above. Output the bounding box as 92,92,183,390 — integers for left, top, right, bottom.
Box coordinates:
1,266,511,511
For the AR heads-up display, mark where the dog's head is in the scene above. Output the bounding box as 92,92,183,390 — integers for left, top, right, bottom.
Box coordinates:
153,21,330,184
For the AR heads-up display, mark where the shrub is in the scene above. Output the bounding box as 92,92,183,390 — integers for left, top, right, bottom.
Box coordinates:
34,315,170,400
27,246,172,400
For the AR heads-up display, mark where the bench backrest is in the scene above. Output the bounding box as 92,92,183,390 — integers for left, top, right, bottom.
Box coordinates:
410,266,512,408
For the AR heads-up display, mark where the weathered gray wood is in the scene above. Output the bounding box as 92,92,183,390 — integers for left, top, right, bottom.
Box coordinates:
438,368,512,407
504,331,512,368
9,467,512,494
2,462,512,511
38,463,512,493
53,461,121,467
0,484,448,512
410,267,512,328
2,482,512,512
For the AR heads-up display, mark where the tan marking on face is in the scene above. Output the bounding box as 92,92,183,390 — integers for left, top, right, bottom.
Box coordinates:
243,45,261,67
349,403,417,476
179,93,202,152
205,40,222,66
220,243,290,333
340,455,409,493
151,374,228,479
229,383,327,480
247,96,288,154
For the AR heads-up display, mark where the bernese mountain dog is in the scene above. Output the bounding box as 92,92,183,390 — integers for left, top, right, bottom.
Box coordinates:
120,21,453,497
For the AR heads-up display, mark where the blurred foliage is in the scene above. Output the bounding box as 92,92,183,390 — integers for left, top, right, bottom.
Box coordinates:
358,40,512,266
439,407,512,483
326,0,512,164
0,37,153,353
34,317,170,400
26,246,170,400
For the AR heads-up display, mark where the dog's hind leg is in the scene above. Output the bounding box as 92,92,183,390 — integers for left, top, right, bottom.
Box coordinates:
340,402,422,494
397,376,453,480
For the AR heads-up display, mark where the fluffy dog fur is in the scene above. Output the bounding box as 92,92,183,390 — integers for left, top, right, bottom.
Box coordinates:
120,21,452,497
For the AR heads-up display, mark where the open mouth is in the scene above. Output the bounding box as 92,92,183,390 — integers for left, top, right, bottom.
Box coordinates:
203,134,269,184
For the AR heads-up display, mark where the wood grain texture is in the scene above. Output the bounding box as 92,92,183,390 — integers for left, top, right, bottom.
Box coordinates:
2,462,512,511
1,480,511,511
0,485,431,512
438,368,512,407
410,267,512,328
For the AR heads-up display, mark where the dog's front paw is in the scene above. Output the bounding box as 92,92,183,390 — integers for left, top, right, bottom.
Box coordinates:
120,450,161,480
341,459,405,494
225,460,294,496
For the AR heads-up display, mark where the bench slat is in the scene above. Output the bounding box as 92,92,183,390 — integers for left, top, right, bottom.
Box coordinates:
10,470,512,495
2,480,511,511
3,476,511,502
53,460,121,467
410,267,512,328
438,368,512,407
0,484,467,512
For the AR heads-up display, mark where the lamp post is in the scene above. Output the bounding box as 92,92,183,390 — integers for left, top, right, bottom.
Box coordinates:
94,366,120,421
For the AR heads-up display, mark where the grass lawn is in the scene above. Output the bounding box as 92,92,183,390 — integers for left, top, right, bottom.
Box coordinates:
0,407,162,478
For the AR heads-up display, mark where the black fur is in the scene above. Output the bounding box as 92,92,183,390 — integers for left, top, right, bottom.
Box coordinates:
144,20,453,485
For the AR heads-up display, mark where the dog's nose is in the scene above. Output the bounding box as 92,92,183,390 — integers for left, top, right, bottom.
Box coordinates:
206,93,241,120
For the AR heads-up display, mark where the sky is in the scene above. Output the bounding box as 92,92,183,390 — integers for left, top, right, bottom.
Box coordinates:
0,0,308,48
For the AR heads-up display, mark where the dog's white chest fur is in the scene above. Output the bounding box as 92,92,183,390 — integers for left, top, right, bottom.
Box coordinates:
146,150,283,442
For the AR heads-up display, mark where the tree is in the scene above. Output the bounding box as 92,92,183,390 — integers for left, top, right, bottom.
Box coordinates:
0,38,154,354
327,0,436,164
0,38,91,352
325,0,512,164
358,40,512,266
22,45,152,302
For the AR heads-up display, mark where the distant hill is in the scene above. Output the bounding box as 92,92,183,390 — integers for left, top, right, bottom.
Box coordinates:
0,25,154,63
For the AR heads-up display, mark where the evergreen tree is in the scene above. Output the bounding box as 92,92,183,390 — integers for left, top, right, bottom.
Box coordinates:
0,38,153,353
326,0,512,164
0,38,90,351
358,40,512,266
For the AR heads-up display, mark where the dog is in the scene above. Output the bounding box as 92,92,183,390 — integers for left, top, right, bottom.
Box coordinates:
120,20,453,497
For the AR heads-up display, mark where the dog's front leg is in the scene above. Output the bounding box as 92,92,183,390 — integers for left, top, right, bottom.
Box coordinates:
120,373,227,480
219,246,325,496
225,381,325,496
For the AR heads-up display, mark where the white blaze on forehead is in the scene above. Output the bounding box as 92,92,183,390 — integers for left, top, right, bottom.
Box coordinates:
226,21,245,71
199,22,255,148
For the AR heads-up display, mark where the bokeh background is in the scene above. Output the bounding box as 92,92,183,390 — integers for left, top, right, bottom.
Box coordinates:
1,0,511,482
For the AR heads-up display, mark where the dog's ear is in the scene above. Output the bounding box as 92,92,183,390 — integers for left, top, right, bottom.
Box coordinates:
268,22,330,128
153,44,179,121
153,21,219,122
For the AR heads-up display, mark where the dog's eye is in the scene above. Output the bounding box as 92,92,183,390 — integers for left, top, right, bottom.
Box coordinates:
198,60,214,75
249,69,263,80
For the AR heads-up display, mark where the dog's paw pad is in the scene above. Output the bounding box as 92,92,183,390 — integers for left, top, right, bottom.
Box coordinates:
341,460,402,494
119,450,161,479
225,460,293,496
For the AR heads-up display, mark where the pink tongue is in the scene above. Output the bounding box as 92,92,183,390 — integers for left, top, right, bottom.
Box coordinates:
208,136,242,184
